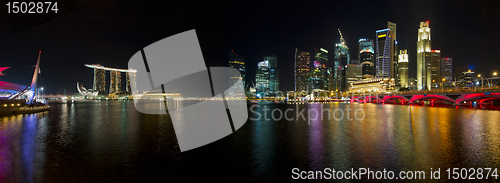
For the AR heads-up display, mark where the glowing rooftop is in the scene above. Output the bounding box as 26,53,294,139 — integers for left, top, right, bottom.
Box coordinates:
85,64,137,72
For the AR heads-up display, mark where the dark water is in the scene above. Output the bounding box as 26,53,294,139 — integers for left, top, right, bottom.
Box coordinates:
1,100,500,182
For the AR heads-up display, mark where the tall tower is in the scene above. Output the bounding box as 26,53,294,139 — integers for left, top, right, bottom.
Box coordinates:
228,51,246,87
333,29,349,91
312,48,329,91
441,57,453,88
375,28,391,78
388,22,398,82
430,49,441,89
109,71,121,94
398,50,409,88
294,48,310,92
264,54,279,95
417,21,432,91
359,39,375,78
93,67,106,94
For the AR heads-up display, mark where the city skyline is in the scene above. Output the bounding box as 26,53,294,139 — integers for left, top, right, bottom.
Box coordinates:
0,1,498,94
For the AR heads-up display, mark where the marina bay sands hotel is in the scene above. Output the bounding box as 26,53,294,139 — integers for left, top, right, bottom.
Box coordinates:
85,64,137,95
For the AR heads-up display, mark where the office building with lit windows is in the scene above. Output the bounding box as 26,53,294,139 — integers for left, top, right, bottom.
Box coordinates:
309,48,329,91
228,51,246,87
441,57,453,88
375,28,391,78
417,21,432,91
85,64,137,95
333,29,350,91
345,64,362,91
256,55,279,97
93,66,106,94
398,50,409,88
294,49,310,93
359,39,375,78
430,49,441,89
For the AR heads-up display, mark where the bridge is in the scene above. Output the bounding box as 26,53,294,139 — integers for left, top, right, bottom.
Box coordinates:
350,91,500,106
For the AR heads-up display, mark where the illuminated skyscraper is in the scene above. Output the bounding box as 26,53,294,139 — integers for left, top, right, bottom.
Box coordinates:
228,51,246,87
388,22,398,83
376,29,391,78
398,50,409,88
93,66,106,94
126,72,137,93
264,54,279,95
430,49,441,89
441,57,453,88
359,39,375,78
294,49,310,92
310,48,329,91
256,54,279,97
375,22,397,79
333,29,349,91
417,21,432,90
110,71,121,94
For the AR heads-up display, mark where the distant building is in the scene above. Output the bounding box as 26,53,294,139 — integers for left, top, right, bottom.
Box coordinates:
398,50,409,88
417,21,432,91
264,54,279,95
228,51,246,87
345,64,362,91
109,71,121,94
333,29,350,91
430,49,441,89
93,66,106,94
359,39,375,78
350,77,395,93
295,49,310,93
309,48,329,92
375,28,391,77
441,57,453,88
458,70,476,88
256,55,279,97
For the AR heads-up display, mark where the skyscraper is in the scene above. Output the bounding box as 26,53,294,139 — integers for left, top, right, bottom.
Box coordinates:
294,49,310,92
126,72,137,94
398,50,409,88
375,28,391,78
417,21,432,91
310,48,329,91
388,22,398,84
228,51,246,87
109,71,121,94
430,49,441,89
359,39,375,78
264,54,279,95
93,66,106,94
441,57,453,88
255,60,270,98
333,29,349,91
375,22,397,79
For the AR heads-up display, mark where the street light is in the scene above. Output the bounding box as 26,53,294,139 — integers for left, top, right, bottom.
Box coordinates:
442,78,445,91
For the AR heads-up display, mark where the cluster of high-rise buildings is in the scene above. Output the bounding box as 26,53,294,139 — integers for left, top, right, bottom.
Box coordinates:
86,64,137,95
228,21,458,97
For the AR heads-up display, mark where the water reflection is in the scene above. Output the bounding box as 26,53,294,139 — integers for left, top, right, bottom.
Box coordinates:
0,101,499,181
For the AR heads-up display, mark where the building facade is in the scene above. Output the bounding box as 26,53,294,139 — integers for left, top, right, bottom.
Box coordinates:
345,64,362,91
398,50,409,88
228,51,246,87
359,39,375,78
430,49,441,89
93,67,106,94
441,57,453,88
295,49,310,93
417,21,432,91
333,29,350,91
310,48,329,92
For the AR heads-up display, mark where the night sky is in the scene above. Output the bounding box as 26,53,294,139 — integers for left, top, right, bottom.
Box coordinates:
0,0,499,94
